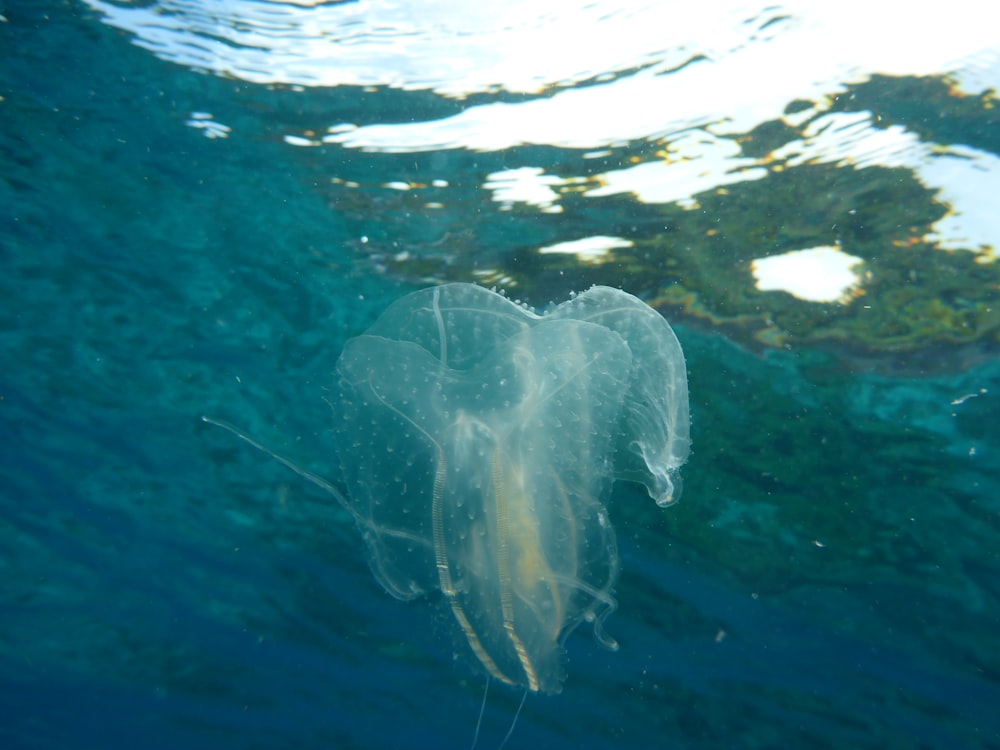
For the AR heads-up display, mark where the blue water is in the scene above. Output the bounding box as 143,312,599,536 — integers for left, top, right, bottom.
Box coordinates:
3,2,999,749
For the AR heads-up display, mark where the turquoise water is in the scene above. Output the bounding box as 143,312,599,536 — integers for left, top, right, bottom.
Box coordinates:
3,2,999,749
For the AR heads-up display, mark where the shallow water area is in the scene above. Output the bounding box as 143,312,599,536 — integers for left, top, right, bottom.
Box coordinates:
2,2,999,749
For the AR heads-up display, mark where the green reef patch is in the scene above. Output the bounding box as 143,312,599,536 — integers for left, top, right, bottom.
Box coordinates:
347,75,998,374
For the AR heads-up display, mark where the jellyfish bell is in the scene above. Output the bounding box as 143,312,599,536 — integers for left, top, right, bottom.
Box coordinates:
206,282,690,712
331,283,689,694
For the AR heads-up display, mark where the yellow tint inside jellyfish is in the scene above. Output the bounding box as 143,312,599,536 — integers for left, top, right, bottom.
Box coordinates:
334,283,690,694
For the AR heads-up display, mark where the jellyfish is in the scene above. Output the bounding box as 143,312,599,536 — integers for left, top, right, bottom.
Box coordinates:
333,283,689,693
207,283,689,695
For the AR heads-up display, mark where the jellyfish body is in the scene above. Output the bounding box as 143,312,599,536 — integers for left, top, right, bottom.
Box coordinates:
334,284,690,693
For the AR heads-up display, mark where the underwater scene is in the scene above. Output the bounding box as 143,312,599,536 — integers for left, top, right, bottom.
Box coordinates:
2,1,999,748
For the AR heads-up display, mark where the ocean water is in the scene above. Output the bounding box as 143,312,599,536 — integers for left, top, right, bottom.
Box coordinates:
2,2,999,749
